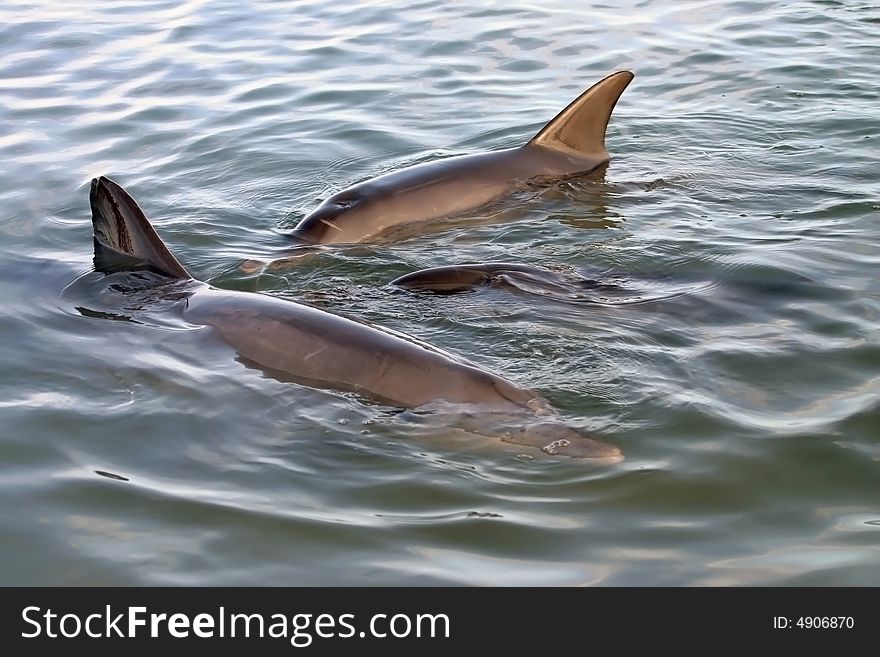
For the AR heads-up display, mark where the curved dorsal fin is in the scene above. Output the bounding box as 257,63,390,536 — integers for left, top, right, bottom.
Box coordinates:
527,70,633,157
90,176,191,279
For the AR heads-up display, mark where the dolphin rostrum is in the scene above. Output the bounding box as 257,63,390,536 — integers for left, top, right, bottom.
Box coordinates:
290,70,634,244
87,177,621,460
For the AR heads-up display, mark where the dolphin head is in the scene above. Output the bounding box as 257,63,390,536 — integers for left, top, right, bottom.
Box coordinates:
292,203,348,243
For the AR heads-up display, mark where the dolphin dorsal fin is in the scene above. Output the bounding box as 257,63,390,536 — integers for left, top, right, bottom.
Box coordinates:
527,71,633,157
90,177,191,279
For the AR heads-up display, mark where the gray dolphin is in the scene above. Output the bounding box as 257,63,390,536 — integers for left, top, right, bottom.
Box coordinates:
87,177,621,460
390,263,639,302
390,263,604,294
290,71,634,244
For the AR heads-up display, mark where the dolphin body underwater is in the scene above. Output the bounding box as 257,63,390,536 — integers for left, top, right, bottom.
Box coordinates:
390,263,630,298
290,71,634,244
87,177,621,460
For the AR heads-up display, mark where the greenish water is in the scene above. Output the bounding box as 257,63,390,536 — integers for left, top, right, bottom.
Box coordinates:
1,0,878,585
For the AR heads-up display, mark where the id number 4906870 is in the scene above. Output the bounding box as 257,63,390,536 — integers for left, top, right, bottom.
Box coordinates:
773,617,854,629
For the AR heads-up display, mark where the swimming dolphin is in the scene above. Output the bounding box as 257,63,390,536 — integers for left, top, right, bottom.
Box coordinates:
390,263,607,295
390,262,708,307
290,70,634,244
87,177,621,460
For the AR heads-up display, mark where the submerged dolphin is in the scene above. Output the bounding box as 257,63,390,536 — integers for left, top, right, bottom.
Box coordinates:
291,70,634,244
390,263,608,295
87,177,621,460
390,263,708,307
390,263,638,302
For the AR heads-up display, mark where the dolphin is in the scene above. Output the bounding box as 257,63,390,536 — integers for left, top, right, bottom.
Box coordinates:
87,177,621,460
290,70,634,244
390,263,714,306
390,263,606,294
389,263,638,302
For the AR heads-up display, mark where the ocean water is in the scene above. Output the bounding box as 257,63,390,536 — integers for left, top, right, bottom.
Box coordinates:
0,0,878,585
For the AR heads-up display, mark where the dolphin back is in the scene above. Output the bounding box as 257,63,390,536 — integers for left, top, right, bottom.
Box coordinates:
89,176,191,279
527,70,633,158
